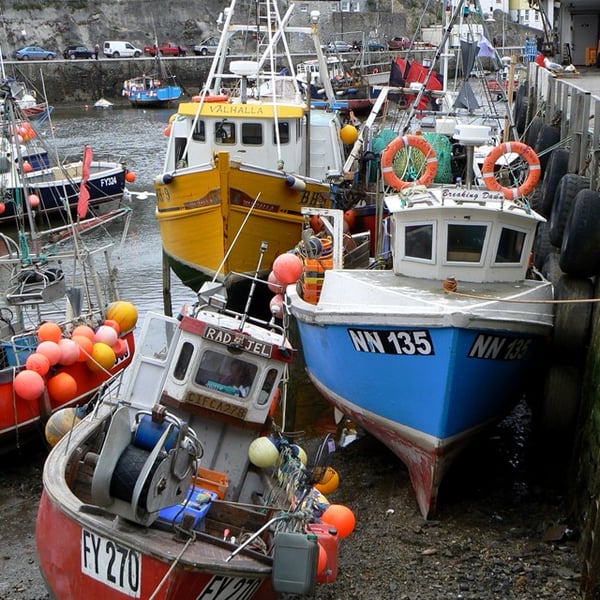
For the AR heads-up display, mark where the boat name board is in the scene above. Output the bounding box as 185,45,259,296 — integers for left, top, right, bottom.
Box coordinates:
81,529,141,597
468,333,532,361
348,328,434,355
202,325,273,358
185,391,248,419
197,575,262,599
441,188,506,202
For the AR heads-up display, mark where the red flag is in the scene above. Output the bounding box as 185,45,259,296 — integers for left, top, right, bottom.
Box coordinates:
77,145,93,219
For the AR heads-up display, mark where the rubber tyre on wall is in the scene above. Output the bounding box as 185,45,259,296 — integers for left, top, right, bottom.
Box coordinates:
513,83,527,135
533,220,552,270
552,275,593,357
540,148,570,217
525,116,543,148
559,188,600,276
549,174,590,247
539,364,581,437
533,124,561,176
541,250,563,284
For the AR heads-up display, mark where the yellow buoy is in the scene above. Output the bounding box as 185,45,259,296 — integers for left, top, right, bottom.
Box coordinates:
45,407,83,447
104,301,138,333
86,342,116,372
340,124,358,145
314,466,340,495
248,437,280,468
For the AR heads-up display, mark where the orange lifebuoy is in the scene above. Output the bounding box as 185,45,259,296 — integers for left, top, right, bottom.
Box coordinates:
481,141,541,199
191,94,229,103
381,134,438,190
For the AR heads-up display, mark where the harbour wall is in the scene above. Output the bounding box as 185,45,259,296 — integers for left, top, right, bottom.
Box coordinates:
526,65,600,599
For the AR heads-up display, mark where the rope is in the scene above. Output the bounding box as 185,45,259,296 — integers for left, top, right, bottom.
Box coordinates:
445,288,600,304
148,533,196,600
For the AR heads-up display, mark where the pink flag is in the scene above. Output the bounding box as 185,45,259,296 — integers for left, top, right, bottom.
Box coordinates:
77,145,93,219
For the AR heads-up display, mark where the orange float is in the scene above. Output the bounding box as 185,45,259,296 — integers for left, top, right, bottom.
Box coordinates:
481,141,541,199
47,372,78,403
37,322,62,343
381,134,438,191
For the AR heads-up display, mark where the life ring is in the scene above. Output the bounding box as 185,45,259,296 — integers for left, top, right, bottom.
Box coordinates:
481,141,541,199
381,134,438,190
191,94,229,103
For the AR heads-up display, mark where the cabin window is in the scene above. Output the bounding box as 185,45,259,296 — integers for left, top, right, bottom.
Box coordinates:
404,223,433,260
446,223,486,262
192,120,205,142
174,137,188,168
258,368,279,406
215,121,235,144
273,122,290,144
140,318,178,362
242,123,263,145
173,341,194,380
495,227,526,264
194,350,257,398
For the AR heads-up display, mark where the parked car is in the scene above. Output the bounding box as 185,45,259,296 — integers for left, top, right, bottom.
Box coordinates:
103,41,142,58
387,36,411,50
63,45,94,59
367,40,385,51
323,40,353,53
143,42,187,57
14,46,56,60
193,37,228,56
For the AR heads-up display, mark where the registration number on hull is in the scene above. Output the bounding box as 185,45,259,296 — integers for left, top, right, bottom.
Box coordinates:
348,328,434,355
81,529,141,597
197,575,261,599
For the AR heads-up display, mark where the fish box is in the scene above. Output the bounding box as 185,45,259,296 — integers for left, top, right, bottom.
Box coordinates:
192,466,229,499
454,124,492,144
157,486,218,529
1,335,37,367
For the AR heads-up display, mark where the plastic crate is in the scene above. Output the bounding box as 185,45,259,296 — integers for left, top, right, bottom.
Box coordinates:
1,335,37,366
192,466,229,499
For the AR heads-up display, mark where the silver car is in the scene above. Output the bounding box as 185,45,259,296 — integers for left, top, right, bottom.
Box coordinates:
193,37,229,56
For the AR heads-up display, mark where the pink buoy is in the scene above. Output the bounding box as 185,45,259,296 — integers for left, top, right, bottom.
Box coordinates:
14,370,45,401
28,193,40,208
0,202,5,215
272,253,303,286
36,341,62,366
72,324,95,341
58,338,80,365
94,325,118,347
25,352,51,376
269,294,284,317
267,271,283,294
22,161,33,173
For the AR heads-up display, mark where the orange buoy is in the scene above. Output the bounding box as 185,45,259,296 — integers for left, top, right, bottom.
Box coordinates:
321,504,356,539
314,467,340,495
72,335,94,362
102,319,121,334
112,337,128,358
72,324,95,341
37,322,62,343
22,161,33,173
0,202,5,215
125,171,136,183
47,372,78,403
14,370,45,401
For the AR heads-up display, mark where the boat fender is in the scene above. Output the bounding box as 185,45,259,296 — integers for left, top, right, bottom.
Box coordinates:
156,172,174,185
381,134,438,190
285,175,306,191
481,141,541,199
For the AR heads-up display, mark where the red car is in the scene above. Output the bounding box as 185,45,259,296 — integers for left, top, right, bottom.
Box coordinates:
143,42,187,57
387,36,411,50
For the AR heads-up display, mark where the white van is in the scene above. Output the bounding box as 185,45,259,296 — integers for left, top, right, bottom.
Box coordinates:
103,41,142,58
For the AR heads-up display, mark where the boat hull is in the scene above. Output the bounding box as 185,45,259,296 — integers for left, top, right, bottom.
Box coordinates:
127,86,182,108
0,161,127,223
0,330,135,452
36,490,274,600
155,152,331,289
289,271,553,518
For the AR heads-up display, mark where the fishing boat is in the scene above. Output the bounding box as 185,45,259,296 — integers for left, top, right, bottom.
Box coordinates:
0,78,132,224
154,0,362,292
122,61,182,108
0,77,53,122
36,246,356,599
285,0,554,518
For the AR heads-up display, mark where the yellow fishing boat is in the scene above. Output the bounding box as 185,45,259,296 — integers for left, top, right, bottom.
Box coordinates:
154,0,363,291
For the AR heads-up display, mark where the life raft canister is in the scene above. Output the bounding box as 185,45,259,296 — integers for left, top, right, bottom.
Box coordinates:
381,134,438,190
481,141,541,199
191,94,229,103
